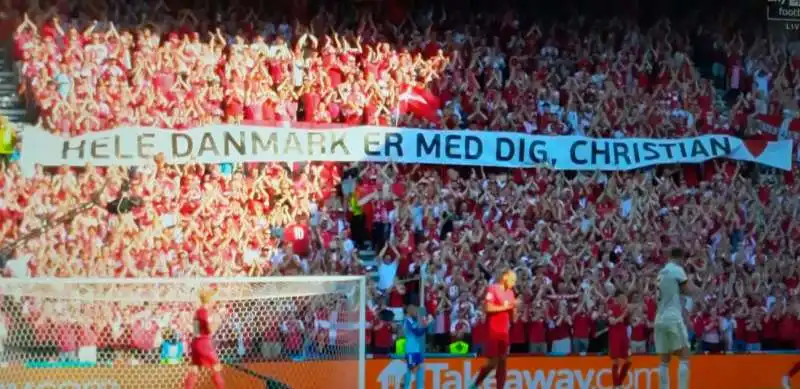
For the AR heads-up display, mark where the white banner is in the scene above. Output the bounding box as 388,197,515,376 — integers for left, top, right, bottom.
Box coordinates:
20,125,794,171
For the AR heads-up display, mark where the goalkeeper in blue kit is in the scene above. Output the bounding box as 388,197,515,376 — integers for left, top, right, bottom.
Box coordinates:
403,304,430,389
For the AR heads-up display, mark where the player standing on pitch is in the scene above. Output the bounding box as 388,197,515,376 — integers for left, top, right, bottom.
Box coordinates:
402,304,429,389
608,291,632,389
654,248,699,389
184,288,225,389
469,269,516,389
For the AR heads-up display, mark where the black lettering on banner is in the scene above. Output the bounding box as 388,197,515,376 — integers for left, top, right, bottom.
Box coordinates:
690,139,708,158
224,131,246,156
570,140,588,165
417,133,441,158
90,138,109,159
385,133,403,157
198,133,220,157
172,133,193,158
631,141,641,163
659,143,676,159
364,132,383,156
495,137,514,161
62,140,86,160
138,133,155,158
642,142,659,161
591,140,611,165
114,135,132,159
678,141,689,158
444,134,464,159
364,131,402,157
283,132,302,155
330,132,350,155
307,132,325,154
709,137,732,156
612,142,631,165
252,132,278,154
528,140,547,163
677,141,688,158
464,135,482,160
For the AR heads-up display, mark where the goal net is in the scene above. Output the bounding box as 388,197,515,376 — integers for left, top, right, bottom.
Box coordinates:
0,276,367,389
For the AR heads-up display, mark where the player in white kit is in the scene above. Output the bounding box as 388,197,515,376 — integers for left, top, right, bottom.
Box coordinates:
654,248,700,389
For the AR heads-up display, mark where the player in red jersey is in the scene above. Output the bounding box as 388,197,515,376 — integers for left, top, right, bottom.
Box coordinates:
469,269,517,389
184,288,225,389
608,291,632,389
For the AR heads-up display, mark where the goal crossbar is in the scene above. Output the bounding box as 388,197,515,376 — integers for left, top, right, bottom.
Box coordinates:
0,276,368,303
0,276,367,285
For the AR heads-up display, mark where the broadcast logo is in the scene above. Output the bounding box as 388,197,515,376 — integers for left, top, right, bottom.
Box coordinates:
767,0,800,31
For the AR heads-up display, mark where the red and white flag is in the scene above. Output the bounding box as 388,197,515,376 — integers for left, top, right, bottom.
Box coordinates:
398,85,441,123
751,113,800,140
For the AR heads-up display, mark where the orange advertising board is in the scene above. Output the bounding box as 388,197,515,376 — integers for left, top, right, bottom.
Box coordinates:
358,354,800,389
1,354,798,389
239,354,800,389
0,364,265,389
0,361,357,389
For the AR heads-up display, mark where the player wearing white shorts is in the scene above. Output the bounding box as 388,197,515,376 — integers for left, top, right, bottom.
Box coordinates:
654,248,700,389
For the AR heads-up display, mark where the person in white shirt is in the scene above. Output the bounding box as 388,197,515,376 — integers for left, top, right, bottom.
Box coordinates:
376,252,399,292
655,248,701,389
270,245,286,268
4,247,31,278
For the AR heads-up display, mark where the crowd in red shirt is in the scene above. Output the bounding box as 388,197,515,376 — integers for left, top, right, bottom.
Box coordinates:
11,1,800,142
1,0,800,362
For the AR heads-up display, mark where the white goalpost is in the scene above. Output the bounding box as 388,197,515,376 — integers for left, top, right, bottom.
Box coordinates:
0,276,367,389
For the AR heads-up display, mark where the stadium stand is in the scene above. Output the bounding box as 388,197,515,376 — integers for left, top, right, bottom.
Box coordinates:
1,0,799,361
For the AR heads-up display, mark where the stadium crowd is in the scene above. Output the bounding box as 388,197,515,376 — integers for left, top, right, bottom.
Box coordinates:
1,0,800,366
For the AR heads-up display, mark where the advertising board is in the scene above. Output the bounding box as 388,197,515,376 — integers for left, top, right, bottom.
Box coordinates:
1,354,797,389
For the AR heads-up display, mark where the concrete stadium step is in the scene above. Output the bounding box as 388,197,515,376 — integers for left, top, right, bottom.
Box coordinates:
0,90,22,107
358,249,377,267
0,46,26,121
0,108,27,122
358,249,379,281
714,88,731,113
0,48,13,72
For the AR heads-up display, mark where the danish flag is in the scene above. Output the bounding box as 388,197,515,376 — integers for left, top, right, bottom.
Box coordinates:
752,113,800,140
398,85,442,123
